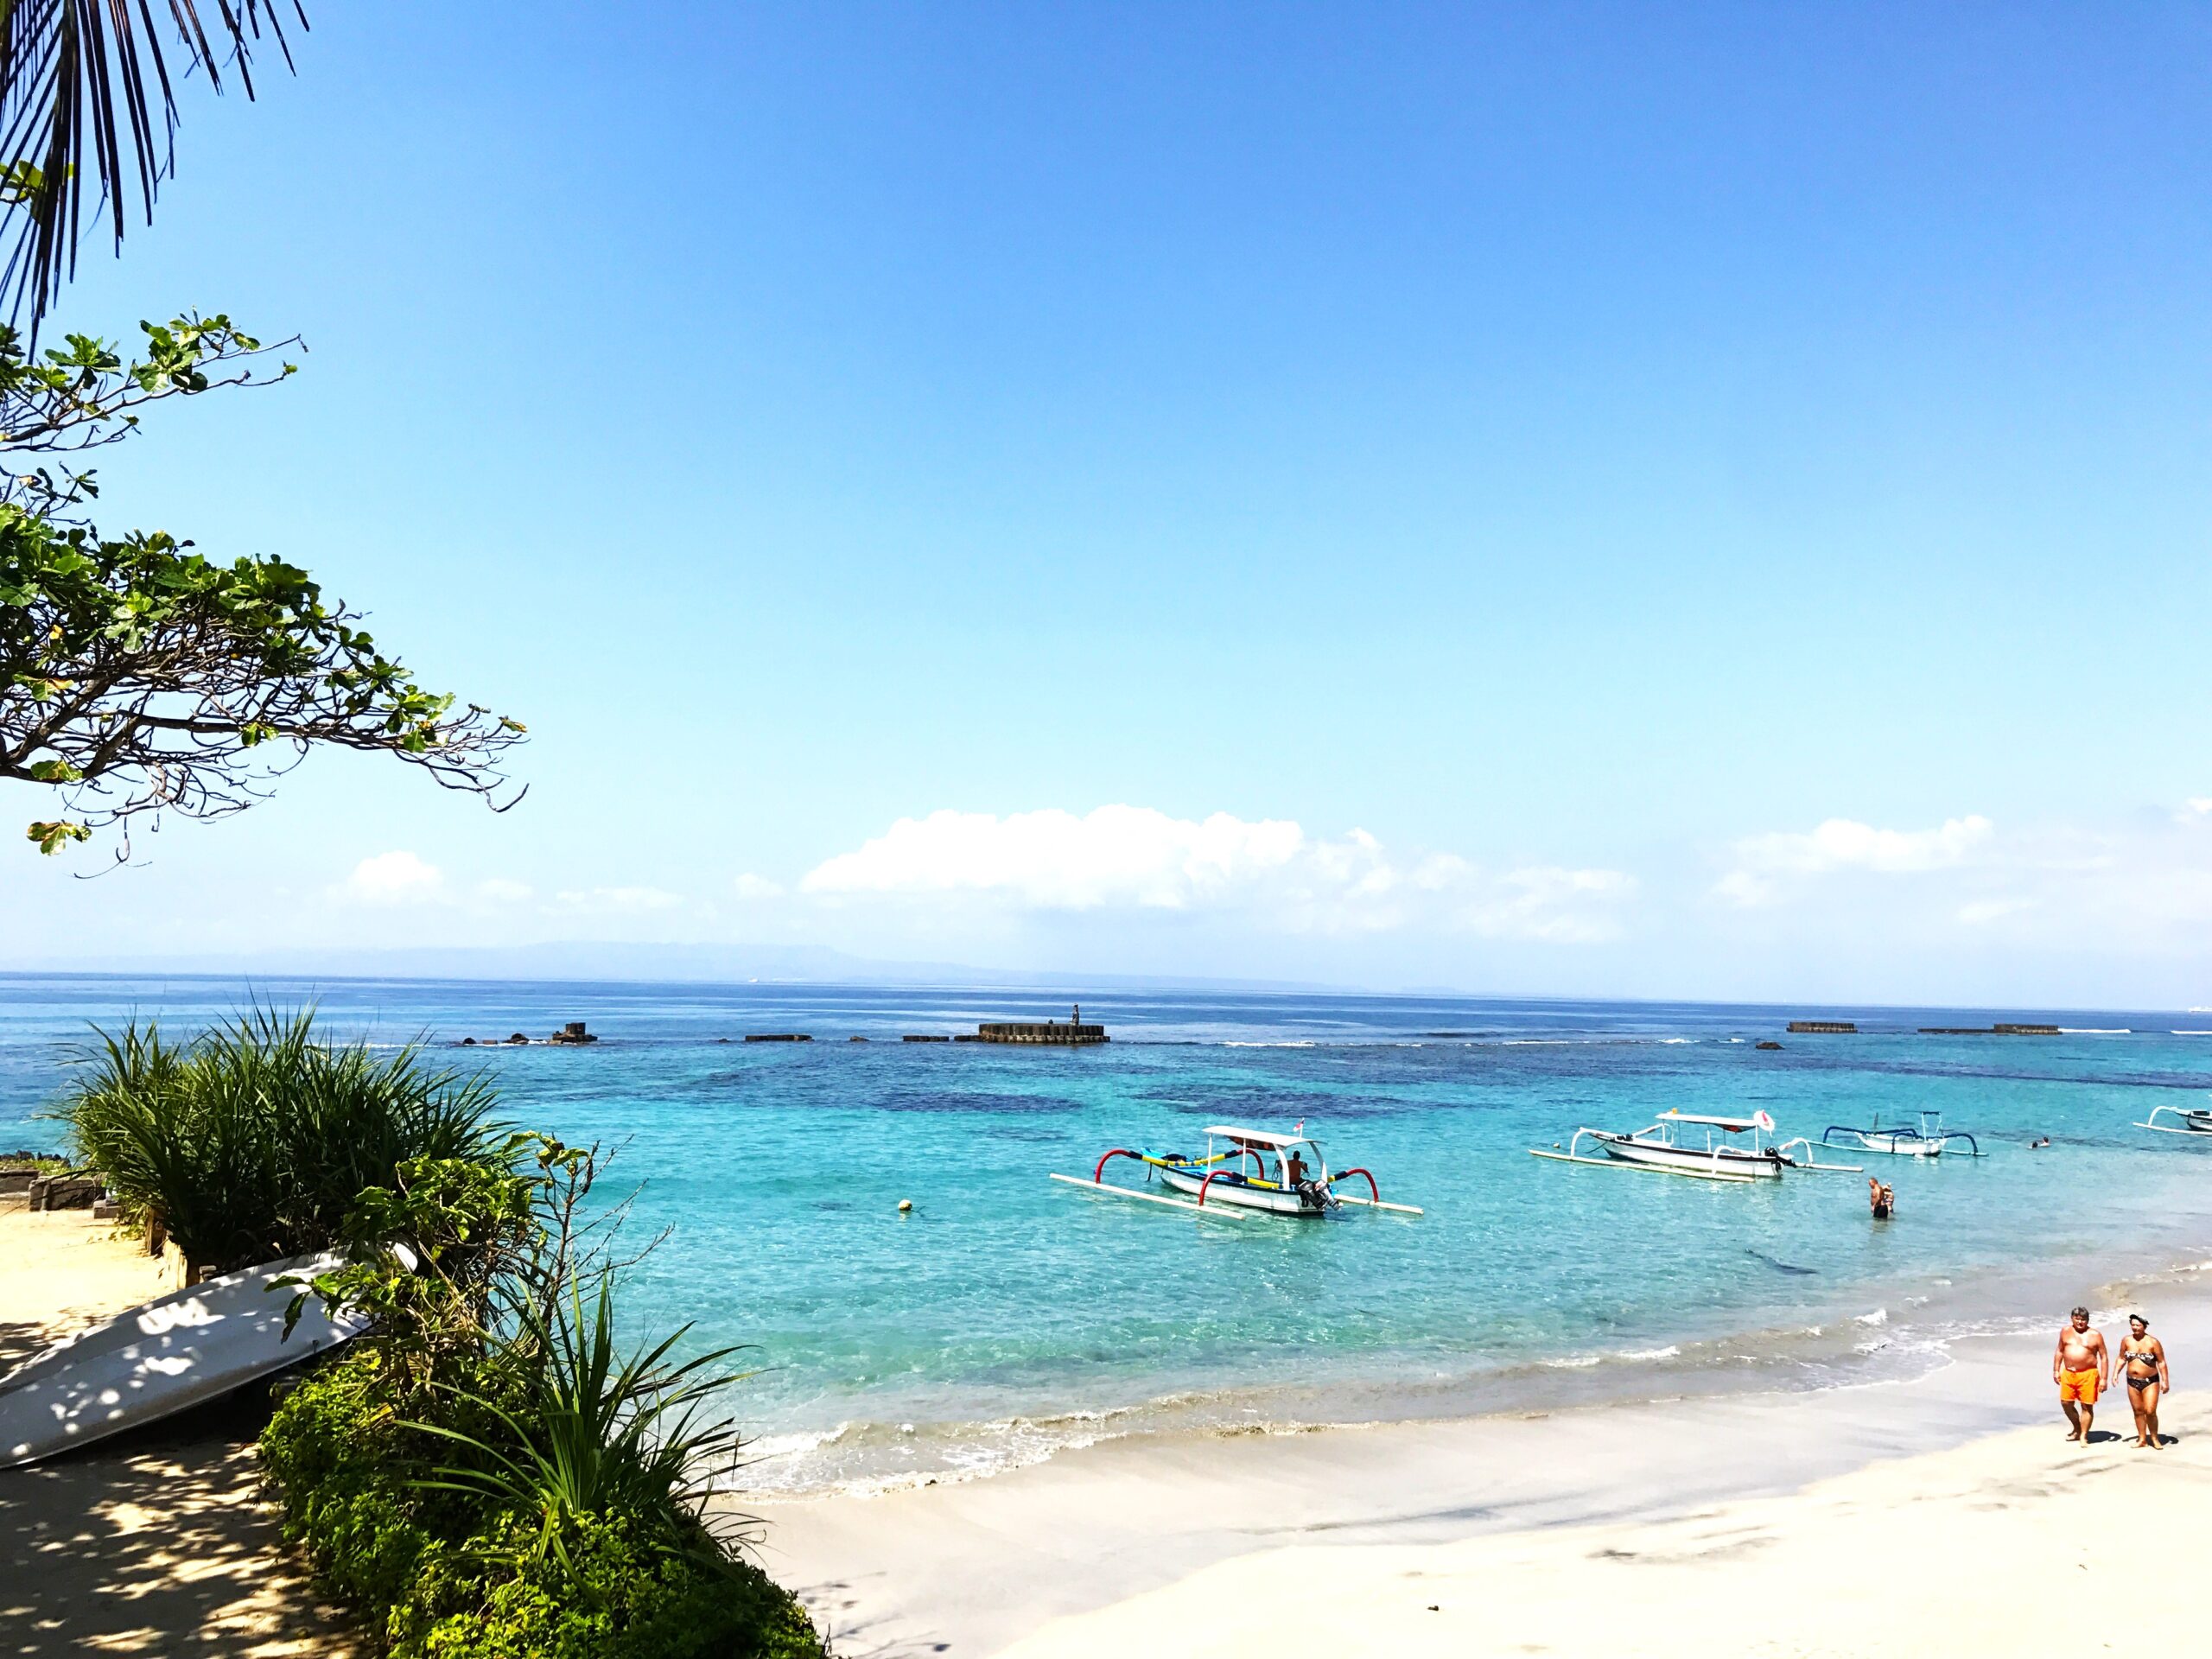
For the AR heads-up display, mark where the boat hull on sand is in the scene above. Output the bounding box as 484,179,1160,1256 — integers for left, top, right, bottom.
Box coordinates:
0,1251,368,1469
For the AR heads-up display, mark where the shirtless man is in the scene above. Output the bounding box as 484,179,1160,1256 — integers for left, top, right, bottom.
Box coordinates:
2053,1306,2109,1442
2117,1314,2171,1450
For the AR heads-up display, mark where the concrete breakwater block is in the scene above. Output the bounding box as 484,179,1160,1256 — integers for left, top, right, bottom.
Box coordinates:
29,1174,103,1211
976,1021,1110,1046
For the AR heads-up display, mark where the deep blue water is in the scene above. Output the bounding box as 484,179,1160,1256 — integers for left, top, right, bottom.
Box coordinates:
6,975,2210,1492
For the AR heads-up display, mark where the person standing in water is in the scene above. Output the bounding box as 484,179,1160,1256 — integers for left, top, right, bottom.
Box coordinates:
2054,1306,2109,1442
2118,1314,2170,1449
1867,1178,1895,1218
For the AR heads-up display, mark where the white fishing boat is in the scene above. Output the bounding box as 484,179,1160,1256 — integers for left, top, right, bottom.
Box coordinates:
0,1250,367,1469
1532,1109,1862,1182
1821,1109,1982,1159
1052,1124,1421,1217
2138,1099,2212,1137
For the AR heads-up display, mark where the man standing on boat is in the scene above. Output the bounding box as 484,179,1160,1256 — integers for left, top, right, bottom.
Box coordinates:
2053,1306,2109,1443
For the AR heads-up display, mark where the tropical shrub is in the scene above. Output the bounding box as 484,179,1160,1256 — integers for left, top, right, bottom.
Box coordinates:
390,1511,822,1659
53,1007,503,1273
258,1350,445,1611
409,1274,750,1573
262,1135,823,1658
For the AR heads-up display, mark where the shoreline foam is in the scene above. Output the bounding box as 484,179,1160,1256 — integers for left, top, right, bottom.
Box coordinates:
722,1224,2210,1498
741,1248,2212,1656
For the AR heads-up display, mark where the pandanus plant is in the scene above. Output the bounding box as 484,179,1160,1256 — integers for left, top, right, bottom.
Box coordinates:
54,1006,503,1274
407,1274,758,1581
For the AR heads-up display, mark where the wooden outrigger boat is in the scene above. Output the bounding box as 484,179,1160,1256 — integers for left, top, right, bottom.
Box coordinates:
2138,1099,2212,1137
1531,1109,1862,1183
1052,1124,1421,1217
1821,1109,1983,1159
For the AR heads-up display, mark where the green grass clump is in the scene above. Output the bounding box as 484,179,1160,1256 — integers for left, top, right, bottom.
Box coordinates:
53,1007,501,1273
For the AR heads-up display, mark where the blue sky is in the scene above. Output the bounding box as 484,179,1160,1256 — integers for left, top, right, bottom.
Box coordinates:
9,3,2212,1005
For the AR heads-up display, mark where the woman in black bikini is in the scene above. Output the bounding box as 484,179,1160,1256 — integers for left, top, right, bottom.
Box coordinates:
2118,1314,2170,1449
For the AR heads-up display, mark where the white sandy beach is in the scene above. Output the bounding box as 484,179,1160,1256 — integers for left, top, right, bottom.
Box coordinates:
0,1207,354,1656
1001,1396,2212,1659
753,1265,2212,1657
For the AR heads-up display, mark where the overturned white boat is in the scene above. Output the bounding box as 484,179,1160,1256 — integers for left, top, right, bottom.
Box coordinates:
0,1251,366,1469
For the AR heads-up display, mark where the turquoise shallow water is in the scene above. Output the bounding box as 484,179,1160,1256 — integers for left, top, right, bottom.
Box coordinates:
5,975,2211,1492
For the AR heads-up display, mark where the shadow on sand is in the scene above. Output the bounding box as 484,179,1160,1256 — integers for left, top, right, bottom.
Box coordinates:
0,1380,356,1656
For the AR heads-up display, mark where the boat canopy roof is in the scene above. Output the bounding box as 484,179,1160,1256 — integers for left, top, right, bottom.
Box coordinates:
1657,1109,1771,1133
1204,1125,1316,1148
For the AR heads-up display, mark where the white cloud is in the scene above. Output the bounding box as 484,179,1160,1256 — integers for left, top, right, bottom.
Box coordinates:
803,806,1305,909
1716,815,1993,906
1740,815,1993,875
475,878,534,904
555,886,683,913
732,873,785,900
340,850,446,906
1460,867,1639,944
798,805,1633,942
1706,799,2212,964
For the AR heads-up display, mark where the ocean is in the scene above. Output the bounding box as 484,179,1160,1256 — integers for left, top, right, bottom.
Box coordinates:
4,974,2209,1496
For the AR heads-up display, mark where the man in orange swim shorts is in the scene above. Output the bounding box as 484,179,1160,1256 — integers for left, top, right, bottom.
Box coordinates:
2053,1306,2108,1442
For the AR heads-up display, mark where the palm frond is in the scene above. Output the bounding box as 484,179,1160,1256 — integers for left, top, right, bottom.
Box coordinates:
0,2,308,334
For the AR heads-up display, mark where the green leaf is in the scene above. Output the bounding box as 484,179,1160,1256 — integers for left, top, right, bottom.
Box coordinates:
28,820,91,855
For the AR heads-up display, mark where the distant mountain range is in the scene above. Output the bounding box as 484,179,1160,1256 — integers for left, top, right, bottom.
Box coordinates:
0,940,1344,995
